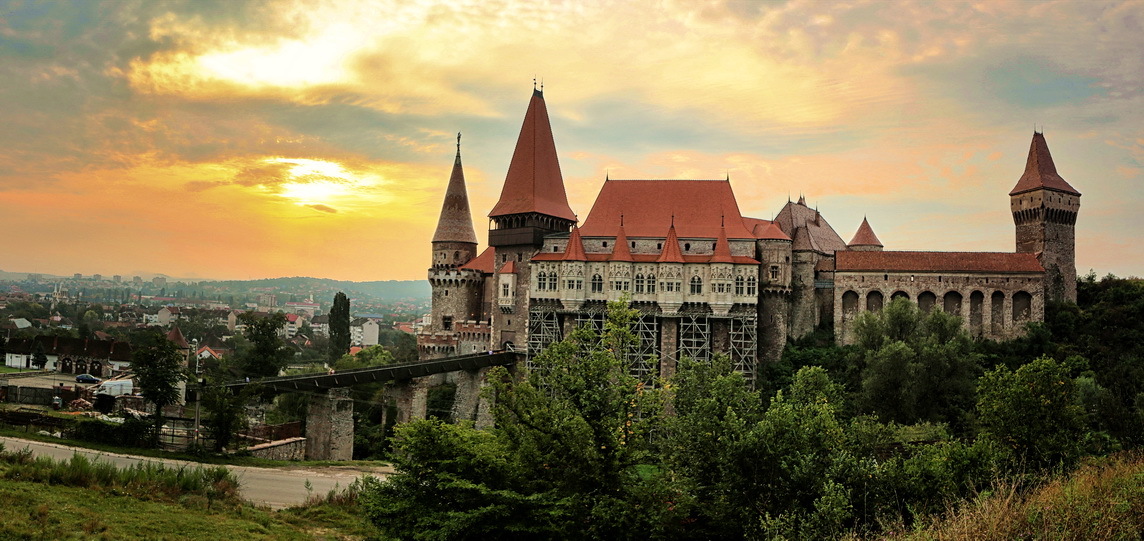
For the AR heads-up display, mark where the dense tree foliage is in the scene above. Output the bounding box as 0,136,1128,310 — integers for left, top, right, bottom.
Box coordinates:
233,312,293,378
328,291,351,362
129,329,188,444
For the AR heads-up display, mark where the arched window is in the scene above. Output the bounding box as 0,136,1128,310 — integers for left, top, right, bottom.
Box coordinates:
891,291,909,301
536,272,547,291
689,276,703,295
944,291,963,315
634,274,645,294
867,290,884,312
918,291,937,313
1013,291,1032,322
842,290,859,314
591,274,604,293
746,276,757,295
647,274,657,294
734,276,745,295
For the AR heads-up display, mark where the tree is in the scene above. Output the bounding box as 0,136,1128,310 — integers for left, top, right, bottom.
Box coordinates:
977,356,1085,469
328,292,350,361
31,340,48,369
130,329,188,445
234,312,292,378
361,299,681,539
854,298,980,432
199,364,254,452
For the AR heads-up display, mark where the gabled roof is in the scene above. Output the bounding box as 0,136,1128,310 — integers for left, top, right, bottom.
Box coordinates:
461,246,497,273
835,251,1044,273
848,217,883,247
166,326,189,349
579,179,756,239
610,224,634,262
432,134,479,244
1010,132,1080,196
488,89,577,221
775,199,847,253
711,226,734,263
562,226,587,261
656,224,685,263
499,261,517,274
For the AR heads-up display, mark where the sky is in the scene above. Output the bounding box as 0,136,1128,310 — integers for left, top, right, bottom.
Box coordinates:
0,0,1141,282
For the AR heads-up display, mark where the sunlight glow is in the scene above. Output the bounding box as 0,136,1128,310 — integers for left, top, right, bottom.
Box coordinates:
195,25,363,89
265,157,376,207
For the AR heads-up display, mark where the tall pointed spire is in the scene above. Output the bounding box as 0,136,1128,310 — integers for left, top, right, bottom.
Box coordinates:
1010,132,1080,196
489,89,577,221
432,132,478,244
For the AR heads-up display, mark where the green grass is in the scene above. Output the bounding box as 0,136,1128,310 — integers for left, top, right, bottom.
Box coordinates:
0,446,380,540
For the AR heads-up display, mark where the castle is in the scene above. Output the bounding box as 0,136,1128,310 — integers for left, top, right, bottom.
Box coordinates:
418,88,1080,386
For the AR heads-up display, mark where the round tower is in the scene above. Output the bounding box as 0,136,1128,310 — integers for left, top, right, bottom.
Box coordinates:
847,217,883,252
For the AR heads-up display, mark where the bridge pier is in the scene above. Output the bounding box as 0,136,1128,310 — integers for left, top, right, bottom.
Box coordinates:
305,388,354,461
393,378,430,424
451,367,496,427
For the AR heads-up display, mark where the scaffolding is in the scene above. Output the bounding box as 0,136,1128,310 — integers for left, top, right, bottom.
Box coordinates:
628,315,660,385
527,309,563,369
679,315,710,362
730,315,759,387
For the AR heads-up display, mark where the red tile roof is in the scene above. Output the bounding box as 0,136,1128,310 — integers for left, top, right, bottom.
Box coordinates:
461,246,496,273
432,134,478,244
166,326,189,349
580,179,756,239
488,90,577,221
500,261,517,274
757,221,791,241
656,224,685,263
1010,132,1080,196
563,226,587,261
835,251,1044,273
711,226,734,263
610,224,634,262
848,217,883,247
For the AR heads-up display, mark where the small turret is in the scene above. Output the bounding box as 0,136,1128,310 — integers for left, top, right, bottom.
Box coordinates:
431,133,478,269
847,217,883,252
1010,132,1080,302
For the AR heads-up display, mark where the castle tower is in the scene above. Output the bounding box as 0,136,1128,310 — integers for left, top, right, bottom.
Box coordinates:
488,88,577,349
847,217,883,252
1010,132,1080,303
424,134,484,356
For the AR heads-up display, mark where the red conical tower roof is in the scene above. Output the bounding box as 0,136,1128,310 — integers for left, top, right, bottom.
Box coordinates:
848,217,883,247
656,223,685,263
489,89,577,222
562,226,587,261
432,133,478,244
1010,132,1080,196
711,225,734,263
610,222,634,262
166,326,189,349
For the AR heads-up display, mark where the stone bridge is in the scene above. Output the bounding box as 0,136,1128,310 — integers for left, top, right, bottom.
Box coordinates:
224,351,520,460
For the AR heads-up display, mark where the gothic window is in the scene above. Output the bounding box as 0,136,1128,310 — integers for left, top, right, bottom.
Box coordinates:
442,316,453,331
690,276,703,295
746,276,757,295
770,265,780,281
735,276,745,295
647,274,656,294
536,272,545,291
634,274,645,294
591,274,604,293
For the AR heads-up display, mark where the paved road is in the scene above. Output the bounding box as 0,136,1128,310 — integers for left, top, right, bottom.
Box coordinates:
0,436,389,509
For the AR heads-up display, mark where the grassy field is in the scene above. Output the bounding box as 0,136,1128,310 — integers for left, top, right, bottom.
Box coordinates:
0,445,379,540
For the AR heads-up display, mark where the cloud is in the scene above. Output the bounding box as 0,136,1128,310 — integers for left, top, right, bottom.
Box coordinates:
307,204,337,213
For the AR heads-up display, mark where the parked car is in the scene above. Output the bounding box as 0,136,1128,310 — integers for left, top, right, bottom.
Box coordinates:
75,374,101,384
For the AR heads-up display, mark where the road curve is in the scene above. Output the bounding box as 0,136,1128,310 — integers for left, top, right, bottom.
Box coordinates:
0,436,388,509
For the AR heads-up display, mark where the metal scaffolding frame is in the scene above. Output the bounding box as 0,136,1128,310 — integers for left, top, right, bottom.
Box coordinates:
730,315,759,386
527,309,563,369
628,315,660,385
679,315,710,362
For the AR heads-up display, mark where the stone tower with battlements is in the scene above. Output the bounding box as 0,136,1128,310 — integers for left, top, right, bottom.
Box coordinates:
1010,132,1081,303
